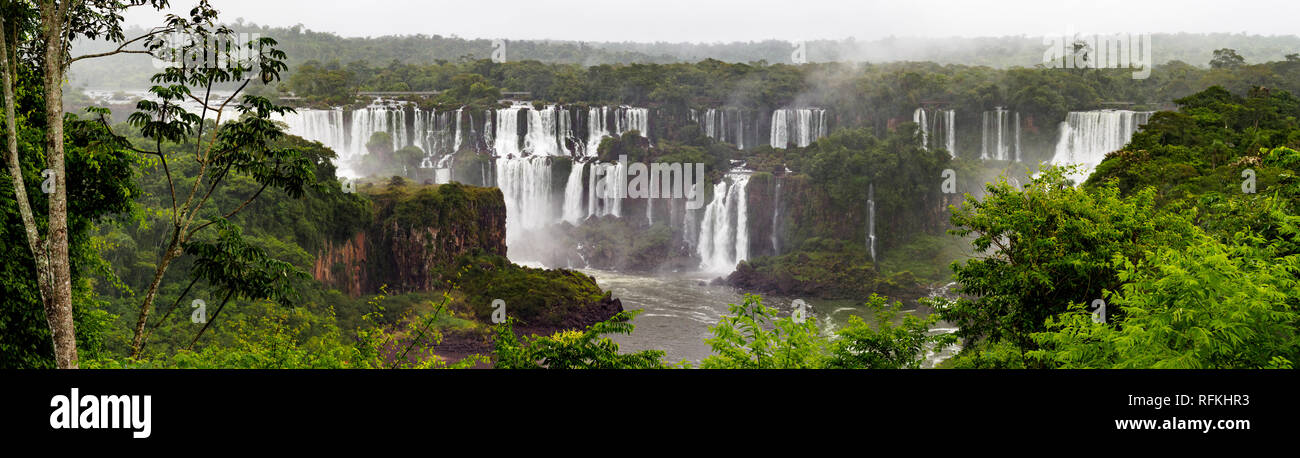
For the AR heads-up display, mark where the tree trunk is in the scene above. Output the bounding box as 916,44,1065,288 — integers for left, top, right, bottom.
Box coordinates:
129,234,182,357
39,0,77,369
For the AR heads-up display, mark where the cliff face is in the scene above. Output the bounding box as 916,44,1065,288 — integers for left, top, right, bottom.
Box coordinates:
312,182,507,296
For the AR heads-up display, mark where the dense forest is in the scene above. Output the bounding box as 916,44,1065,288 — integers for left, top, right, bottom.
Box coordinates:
67,22,1300,90
3,1,1299,371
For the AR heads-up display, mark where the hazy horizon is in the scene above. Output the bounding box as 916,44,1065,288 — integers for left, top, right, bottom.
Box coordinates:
122,0,1300,43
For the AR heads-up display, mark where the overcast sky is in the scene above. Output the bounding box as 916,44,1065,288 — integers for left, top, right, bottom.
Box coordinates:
124,0,1298,42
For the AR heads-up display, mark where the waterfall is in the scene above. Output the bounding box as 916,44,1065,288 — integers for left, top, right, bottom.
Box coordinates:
867,183,876,266
771,179,782,255
277,108,347,156
770,108,827,148
494,105,524,157
453,108,464,154
771,110,787,148
412,109,427,154
391,107,407,151
981,108,1018,161
347,106,389,157
914,108,929,150
586,106,648,156
701,108,749,149
736,111,744,150
525,105,565,157
934,109,957,158
1051,110,1154,183
482,109,494,150
698,171,751,273
587,107,609,156
586,161,625,218
619,107,649,136
562,161,586,224
704,109,718,140
495,156,555,247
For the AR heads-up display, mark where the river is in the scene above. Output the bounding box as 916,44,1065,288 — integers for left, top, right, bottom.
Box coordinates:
580,268,960,367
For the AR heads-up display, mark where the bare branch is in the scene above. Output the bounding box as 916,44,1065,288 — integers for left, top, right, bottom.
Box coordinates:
68,27,171,64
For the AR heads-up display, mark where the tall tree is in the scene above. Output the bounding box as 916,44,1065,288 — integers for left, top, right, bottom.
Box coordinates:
1,0,301,367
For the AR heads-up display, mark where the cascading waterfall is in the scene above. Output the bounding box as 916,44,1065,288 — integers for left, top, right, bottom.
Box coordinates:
277,108,347,156
980,107,1019,161
347,106,390,157
700,108,748,149
495,156,555,246
1050,110,1154,183
525,105,567,157
562,161,586,224
276,101,686,264
494,105,524,157
770,108,827,148
587,107,609,155
453,108,464,154
867,183,876,266
935,109,956,157
913,108,929,150
586,106,648,156
587,161,625,218
771,179,782,255
618,107,649,137
482,109,494,150
698,171,751,273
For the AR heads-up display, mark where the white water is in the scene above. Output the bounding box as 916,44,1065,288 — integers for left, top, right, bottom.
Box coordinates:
937,109,956,158
771,179,782,255
562,161,587,224
913,108,928,150
1050,110,1154,183
701,108,747,149
980,108,1019,161
587,106,649,156
587,107,609,156
496,157,555,246
587,161,625,218
277,108,347,156
494,105,525,157
697,171,751,273
278,102,762,276
867,184,876,265
770,108,828,148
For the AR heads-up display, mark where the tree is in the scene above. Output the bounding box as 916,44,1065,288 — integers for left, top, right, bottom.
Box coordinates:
119,21,302,358
1,0,186,368
943,168,1196,356
1210,48,1246,69
0,1,306,364
1029,228,1300,369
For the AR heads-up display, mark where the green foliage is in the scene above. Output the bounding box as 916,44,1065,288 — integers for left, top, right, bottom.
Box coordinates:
445,252,606,327
944,167,1195,352
698,293,951,369
699,294,826,369
948,86,1300,369
727,238,922,300
1,63,137,367
492,311,666,369
825,296,959,369
1210,48,1246,69
1027,229,1300,369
